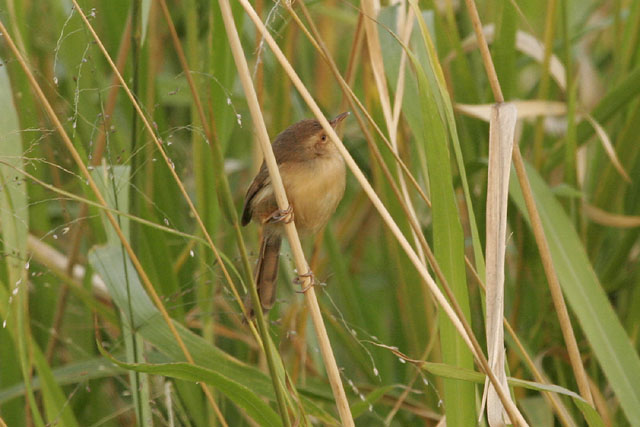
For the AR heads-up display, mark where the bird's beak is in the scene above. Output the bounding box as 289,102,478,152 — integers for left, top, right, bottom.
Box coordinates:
330,111,350,128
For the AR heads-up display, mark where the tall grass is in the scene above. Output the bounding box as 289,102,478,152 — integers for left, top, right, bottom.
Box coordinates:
1,0,639,425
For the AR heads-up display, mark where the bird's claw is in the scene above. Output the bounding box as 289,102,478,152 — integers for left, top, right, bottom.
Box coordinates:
294,270,325,293
266,205,294,224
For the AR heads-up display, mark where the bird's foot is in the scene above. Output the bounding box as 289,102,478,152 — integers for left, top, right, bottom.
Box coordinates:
294,270,325,293
266,205,294,224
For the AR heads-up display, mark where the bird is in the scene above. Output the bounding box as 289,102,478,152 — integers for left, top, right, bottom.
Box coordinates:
241,112,349,316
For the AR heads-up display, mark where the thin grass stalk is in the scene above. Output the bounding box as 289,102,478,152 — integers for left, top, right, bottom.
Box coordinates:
183,8,220,420
129,0,142,221
16,291,44,427
291,3,442,338
290,4,444,340
384,322,440,424
235,1,529,423
561,0,578,221
0,90,42,425
216,0,350,424
125,3,152,424
462,0,594,408
342,12,365,102
156,1,297,422
531,0,557,168
0,18,229,426
514,146,595,405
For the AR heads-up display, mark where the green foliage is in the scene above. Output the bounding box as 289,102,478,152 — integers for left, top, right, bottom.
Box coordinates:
1,0,638,425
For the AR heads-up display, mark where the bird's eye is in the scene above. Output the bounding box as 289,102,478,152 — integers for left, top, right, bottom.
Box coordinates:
321,135,327,141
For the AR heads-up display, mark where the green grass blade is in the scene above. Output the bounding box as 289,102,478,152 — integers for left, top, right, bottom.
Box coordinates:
412,6,486,279
405,34,477,427
91,165,152,425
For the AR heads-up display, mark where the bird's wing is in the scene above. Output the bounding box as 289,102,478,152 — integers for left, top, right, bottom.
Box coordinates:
241,136,295,226
242,164,269,226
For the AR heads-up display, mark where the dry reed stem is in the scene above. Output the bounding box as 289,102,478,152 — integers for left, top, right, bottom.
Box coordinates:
584,205,640,228
483,103,518,426
455,100,567,121
0,11,227,426
462,0,594,409
216,0,352,424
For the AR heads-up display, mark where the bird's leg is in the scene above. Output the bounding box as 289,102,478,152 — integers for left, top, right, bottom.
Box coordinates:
265,205,294,224
294,270,325,293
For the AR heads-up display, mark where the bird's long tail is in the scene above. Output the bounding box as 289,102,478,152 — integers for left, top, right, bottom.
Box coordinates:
248,233,281,317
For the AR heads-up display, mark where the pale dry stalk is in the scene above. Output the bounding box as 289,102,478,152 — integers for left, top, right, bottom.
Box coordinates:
483,103,518,426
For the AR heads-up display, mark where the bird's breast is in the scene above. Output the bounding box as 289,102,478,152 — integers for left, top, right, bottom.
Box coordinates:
282,155,346,235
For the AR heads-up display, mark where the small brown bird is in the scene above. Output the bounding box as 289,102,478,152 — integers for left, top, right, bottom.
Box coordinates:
241,112,349,315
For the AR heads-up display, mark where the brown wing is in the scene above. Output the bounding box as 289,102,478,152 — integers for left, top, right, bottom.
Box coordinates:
241,163,269,226
241,119,321,225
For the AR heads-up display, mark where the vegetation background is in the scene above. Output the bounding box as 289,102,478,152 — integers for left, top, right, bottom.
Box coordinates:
1,0,639,425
